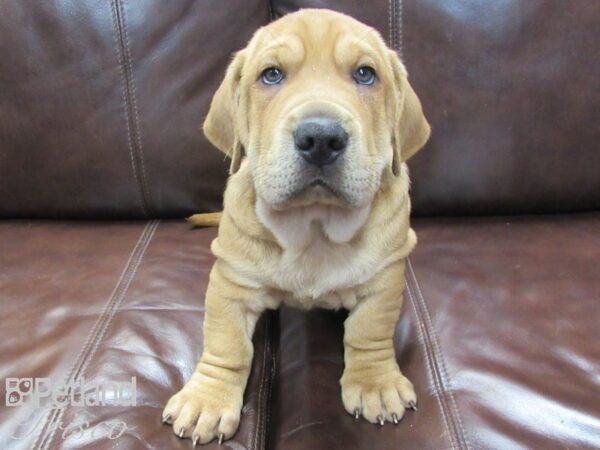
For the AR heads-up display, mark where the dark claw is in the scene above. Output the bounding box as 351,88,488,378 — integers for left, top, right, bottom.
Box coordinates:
392,413,399,424
193,436,199,447
162,413,171,424
408,400,418,411
218,433,224,445
377,415,385,426
354,409,360,420
179,427,185,438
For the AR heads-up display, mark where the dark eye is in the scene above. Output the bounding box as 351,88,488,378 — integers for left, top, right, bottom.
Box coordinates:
353,66,377,85
261,67,284,85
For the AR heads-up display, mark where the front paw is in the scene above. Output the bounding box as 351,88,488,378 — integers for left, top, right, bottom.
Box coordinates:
340,364,417,425
162,373,243,445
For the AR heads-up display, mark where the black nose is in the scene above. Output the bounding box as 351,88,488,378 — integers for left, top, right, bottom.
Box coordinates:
294,117,348,166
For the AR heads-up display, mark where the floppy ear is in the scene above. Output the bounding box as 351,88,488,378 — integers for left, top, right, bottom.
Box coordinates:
203,51,247,174
388,51,431,176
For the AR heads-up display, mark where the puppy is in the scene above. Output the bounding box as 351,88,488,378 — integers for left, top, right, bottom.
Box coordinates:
163,9,430,445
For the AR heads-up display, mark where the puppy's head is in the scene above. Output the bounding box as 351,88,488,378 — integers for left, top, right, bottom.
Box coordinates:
204,9,429,210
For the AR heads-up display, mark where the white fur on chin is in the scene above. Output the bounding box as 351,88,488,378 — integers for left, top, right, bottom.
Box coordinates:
255,197,371,248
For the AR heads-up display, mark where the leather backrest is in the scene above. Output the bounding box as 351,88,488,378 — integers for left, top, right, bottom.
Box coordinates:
0,0,269,218
402,0,600,215
275,0,600,215
1,0,598,218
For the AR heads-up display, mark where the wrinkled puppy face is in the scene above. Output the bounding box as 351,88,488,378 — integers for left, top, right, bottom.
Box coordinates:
204,9,430,211
247,11,391,209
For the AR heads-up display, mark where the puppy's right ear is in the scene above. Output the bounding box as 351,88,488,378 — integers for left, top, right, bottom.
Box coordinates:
203,50,247,174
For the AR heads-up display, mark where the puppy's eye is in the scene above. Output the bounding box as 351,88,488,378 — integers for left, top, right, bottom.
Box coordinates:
353,66,377,85
261,67,284,85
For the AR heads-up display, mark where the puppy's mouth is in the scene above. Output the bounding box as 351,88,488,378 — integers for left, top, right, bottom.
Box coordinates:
306,179,338,194
276,177,349,209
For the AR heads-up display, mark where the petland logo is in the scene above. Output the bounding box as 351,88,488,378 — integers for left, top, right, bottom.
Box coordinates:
5,377,137,408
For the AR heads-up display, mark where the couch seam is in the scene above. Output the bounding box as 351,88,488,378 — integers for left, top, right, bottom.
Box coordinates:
267,0,274,21
110,0,152,218
407,258,471,450
39,220,159,450
32,220,159,450
398,0,403,60
388,0,392,47
406,276,456,450
28,220,153,450
252,313,270,450
118,0,151,214
264,311,277,450
393,0,398,52
389,0,403,60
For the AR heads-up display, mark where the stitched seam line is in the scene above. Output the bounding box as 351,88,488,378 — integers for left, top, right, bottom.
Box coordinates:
252,314,270,450
389,0,403,60
406,278,456,450
34,220,160,450
407,258,471,450
251,317,265,450
390,0,403,59
388,0,392,47
264,312,277,450
258,320,268,450
392,0,398,51
398,0,403,60
110,0,151,217
40,220,159,450
118,0,150,213
28,220,154,450
259,316,271,450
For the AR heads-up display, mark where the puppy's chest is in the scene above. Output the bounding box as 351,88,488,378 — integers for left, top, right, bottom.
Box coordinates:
260,233,381,308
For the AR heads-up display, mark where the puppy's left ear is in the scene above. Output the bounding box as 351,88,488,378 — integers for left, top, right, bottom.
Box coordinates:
388,51,431,176
203,50,247,174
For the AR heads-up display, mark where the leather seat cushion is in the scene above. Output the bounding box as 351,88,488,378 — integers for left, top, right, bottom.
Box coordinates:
0,221,275,449
268,214,600,449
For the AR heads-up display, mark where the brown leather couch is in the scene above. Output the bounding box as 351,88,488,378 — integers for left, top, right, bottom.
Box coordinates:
1,1,599,449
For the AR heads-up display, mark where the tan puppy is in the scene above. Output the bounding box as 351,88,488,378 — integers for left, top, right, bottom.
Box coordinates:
163,9,430,445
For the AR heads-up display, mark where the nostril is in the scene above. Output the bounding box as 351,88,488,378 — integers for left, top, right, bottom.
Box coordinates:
329,137,345,151
296,136,313,151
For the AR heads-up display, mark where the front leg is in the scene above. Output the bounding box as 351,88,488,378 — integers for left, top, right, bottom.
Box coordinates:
341,259,416,425
163,263,262,445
